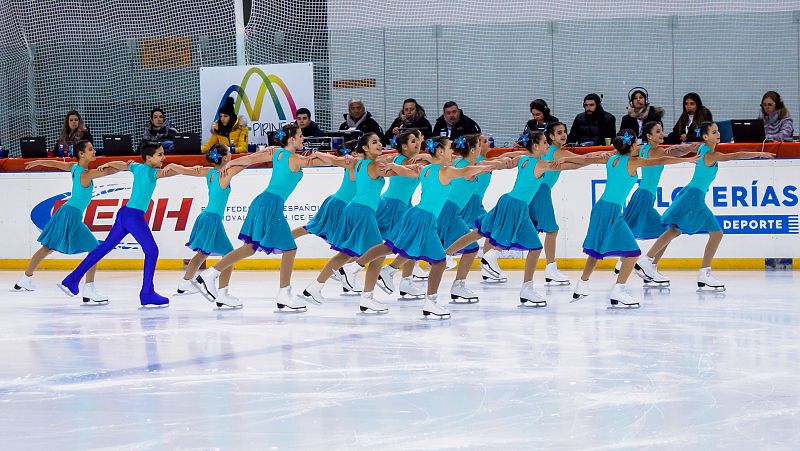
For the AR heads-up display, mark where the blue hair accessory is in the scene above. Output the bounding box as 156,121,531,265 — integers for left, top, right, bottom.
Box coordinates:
389,136,398,147
208,148,221,164
518,133,530,146
621,131,634,146
338,145,352,156
275,129,286,141
425,139,437,154
454,136,467,149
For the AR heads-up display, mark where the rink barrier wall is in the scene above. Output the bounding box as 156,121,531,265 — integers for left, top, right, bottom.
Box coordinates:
0,159,798,269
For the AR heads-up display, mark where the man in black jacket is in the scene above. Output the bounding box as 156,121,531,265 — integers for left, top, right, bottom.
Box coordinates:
338,99,384,140
567,93,616,146
295,107,324,137
433,101,481,139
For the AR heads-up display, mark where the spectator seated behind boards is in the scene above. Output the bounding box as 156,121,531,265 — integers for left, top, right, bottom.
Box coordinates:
56,110,93,152
522,99,559,134
666,92,712,143
294,107,324,138
758,90,794,142
385,98,433,144
433,101,481,139
620,87,664,141
142,107,178,152
567,93,616,146
338,98,384,140
201,96,249,154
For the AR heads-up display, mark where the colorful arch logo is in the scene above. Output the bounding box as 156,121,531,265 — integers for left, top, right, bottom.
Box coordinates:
216,68,298,122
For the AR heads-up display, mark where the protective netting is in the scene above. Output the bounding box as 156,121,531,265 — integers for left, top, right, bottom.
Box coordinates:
1,0,798,155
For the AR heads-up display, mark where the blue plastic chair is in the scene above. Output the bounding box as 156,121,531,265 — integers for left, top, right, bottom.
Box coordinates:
717,120,733,143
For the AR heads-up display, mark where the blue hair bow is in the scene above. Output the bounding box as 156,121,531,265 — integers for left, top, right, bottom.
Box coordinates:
454,136,467,149
389,136,398,147
621,131,634,146
275,129,286,141
425,139,437,154
518,133,530,146
208,148,221,164
338,145,352,156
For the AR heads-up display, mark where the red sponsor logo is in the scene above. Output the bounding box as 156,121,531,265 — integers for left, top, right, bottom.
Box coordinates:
53,198,194,232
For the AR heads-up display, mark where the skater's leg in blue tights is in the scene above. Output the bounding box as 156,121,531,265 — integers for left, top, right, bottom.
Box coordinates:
61,214,129,294
124,208,162,301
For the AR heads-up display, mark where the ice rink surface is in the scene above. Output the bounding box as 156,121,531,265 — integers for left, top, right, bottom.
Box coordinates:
0,269,798,450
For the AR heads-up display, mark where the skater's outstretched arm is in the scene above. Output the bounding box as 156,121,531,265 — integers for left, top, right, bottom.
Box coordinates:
441,163,492,182
218,165,245,189
382,162,423,178
158,164,204,178
222,146,278,170
633,155,697,168
310,151,357,170
79,162,129,186
659,142,701,157
24,160,75,171
709,151,775,163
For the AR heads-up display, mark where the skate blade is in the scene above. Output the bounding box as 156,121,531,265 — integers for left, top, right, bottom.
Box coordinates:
570,294,589,303
9,285,33,292
697,282,725,292
192,278,217,302
138,304,170,309
358,306,389,314
421,312,451,320
173,290,199,297
376,280,394,295
643,282,670,290
82,297,109,304
519,298,547,307
215,302,244,309
56,283,78,297
544,279,570,286
480,276,508,285
298,292,323,305
275,303,307,313
449,297,479,304
609,300,640,309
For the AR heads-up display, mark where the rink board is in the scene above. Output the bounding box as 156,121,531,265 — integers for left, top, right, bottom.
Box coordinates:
0,160,797,268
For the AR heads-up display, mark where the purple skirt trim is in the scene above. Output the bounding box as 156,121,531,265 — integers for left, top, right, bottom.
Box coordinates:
238,233,295,255
582,248,641,260
384,239,446,265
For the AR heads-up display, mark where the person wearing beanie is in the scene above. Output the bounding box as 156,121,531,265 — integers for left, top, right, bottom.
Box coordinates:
201,96,249,153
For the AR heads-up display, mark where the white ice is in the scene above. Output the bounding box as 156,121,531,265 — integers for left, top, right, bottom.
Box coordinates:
0,268,798,450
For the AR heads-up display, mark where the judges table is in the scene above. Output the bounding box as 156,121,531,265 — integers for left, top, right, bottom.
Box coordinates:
0,142,798,172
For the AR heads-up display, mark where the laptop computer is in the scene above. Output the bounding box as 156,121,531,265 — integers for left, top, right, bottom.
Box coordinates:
172,133,201,155
102,135,134,156
19,137,47,158
731,119,766,143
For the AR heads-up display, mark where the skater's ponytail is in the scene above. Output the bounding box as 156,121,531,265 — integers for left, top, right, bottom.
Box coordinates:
276,123,301,147
612,129,637,155
699,121,716,141
205,143,228,166
519,131,545,152
340,139,359,156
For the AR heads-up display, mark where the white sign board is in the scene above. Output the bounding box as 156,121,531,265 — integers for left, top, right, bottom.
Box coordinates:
0,160,798,262
199,63,315,145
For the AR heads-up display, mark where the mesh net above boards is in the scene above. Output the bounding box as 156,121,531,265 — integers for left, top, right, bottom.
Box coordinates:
1,0,798,155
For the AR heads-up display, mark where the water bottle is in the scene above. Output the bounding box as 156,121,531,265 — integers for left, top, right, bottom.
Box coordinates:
68,144,74,157
487,134,495,148
0,144,6,159
230,141,235,154
57,144,64,157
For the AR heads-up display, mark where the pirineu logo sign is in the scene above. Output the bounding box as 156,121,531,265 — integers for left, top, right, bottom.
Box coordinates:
200,63,315,145
216,68,297,122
